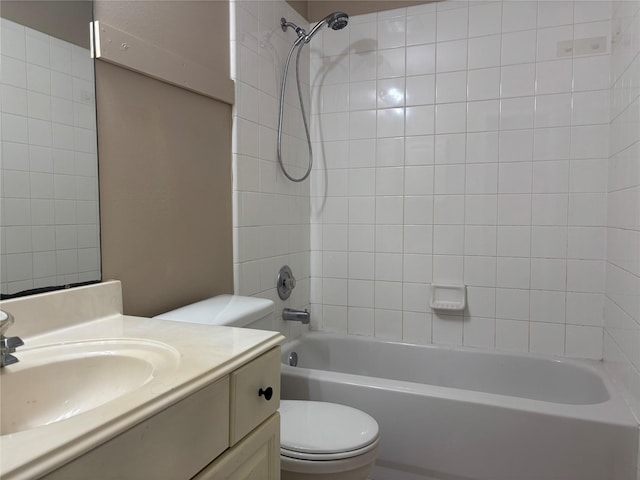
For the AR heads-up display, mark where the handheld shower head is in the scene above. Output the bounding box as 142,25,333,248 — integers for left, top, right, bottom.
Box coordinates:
305,11,349,42
276,10,350,182
327,11,349,30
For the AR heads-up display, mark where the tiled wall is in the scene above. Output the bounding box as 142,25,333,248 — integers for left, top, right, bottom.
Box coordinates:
604,0,640,421
0,19,100,295
231,0,312,335
309,0,612,359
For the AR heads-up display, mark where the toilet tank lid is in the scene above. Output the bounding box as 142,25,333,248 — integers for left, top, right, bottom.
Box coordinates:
153,295,274,327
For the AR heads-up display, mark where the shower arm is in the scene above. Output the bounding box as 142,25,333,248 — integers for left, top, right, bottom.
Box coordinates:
281,19,306,39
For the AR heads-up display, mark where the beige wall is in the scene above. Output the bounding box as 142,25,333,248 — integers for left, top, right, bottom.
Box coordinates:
287,0,436,21
94,1,233,317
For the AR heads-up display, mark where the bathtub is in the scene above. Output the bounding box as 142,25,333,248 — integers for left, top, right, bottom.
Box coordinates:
280,332,638,480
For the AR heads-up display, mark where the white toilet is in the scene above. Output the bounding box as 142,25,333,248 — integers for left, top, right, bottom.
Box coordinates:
279,400,379,480
155,295,380,480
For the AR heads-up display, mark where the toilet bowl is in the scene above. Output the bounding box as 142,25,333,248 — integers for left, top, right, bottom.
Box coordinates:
155,295,380,480
280,400,380,480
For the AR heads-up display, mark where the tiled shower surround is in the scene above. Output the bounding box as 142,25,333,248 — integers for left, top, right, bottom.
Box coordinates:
0,19,100,295
231,0,640,410
231,0,312,335
308,0,614,358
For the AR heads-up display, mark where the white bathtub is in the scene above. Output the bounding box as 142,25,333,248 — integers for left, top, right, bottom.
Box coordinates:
280,332,638,480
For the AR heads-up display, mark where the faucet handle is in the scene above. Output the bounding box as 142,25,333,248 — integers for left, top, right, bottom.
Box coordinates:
2,336,24,349
2,354,19,367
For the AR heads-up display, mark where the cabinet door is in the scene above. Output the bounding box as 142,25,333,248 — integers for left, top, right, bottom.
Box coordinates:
194,413,280,480
230,347,281,445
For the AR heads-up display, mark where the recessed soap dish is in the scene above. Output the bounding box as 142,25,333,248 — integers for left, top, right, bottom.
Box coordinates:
430,284,466,311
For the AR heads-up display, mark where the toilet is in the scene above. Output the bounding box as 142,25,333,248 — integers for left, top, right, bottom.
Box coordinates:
279,400,379,480
155,295,380,480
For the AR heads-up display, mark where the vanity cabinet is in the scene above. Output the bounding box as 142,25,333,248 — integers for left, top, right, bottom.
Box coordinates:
193,347,281,480
43,347,281,480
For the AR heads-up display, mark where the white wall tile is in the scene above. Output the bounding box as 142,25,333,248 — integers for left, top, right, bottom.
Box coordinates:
496,288,530,321
404,166,434,195
530,290,566,323
376,225,403,253
468,2,502,38
498,194,532,226
497,257,531,289
532,194,568,226
502,1,537,33
533,161,569,193
378,17,406,50
502,30,537,66
405,105,433,136
406,12,436,46
2,20,27,61
495,318,529,352
468,35,501,69
567,292,604,326
537,1,574,28
435,133,466,164
500,129,534,162
467,131,499,164
403,311,432,344
406,44,436,76
536,60,573,95
435,102,466,134
437,7,469,42
465,285,496,317
501,63,536,98
405,75,435,107
433,314,463,345
531,258,567,291
498,162,533,194
436,71,467,103
467,100,500,132
530,322,565,356
535,93,573,128
436,39,468,73
464,256,497,287
566,325,603,359
377,48,406,79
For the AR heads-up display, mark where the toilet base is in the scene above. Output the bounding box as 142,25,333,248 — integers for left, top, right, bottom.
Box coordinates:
281,462,373,480
280,438,379,480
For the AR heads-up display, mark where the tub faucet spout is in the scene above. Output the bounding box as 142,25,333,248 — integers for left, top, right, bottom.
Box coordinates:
283,308,310,324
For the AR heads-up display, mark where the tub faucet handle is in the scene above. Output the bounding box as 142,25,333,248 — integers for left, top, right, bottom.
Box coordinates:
277,265,297,300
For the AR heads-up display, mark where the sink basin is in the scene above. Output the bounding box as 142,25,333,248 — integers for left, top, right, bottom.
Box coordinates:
0,339,180,435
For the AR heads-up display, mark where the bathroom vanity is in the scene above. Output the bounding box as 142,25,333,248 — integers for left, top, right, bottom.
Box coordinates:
0,281,284,479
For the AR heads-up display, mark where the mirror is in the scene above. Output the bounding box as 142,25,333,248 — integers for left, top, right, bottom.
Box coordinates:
0,1,100,298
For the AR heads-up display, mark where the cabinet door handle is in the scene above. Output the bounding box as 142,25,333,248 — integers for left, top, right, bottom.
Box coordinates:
258,386,273,401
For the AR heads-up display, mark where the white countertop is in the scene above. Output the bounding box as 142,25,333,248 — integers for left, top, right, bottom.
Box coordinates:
0,282,284,479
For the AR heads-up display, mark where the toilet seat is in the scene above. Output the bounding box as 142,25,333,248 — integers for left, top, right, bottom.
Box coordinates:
280,400,380,461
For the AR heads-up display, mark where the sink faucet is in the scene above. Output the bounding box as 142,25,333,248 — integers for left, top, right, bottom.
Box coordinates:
283,308,310,324
0,310,24,367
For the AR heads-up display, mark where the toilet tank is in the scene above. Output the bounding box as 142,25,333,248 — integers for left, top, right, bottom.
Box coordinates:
154,295,275,330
